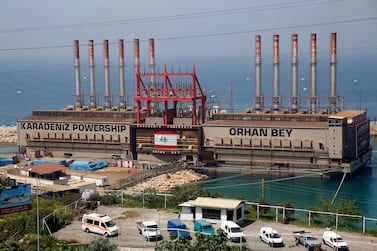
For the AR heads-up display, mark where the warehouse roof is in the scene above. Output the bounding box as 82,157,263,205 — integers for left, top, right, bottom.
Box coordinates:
22,162,68,175
180,197,244,209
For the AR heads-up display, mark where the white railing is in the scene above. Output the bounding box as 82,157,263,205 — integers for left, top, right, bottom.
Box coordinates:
247,202,376,234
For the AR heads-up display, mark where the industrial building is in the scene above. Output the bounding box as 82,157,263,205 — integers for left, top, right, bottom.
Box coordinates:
17,33,371,175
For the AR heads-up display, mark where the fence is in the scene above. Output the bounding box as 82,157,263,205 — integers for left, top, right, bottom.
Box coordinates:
42,199,82,235
42,193,377,237
248,202,377,234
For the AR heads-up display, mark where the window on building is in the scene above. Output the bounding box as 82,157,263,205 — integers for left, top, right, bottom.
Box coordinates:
236,207,243,220
202,208,221,220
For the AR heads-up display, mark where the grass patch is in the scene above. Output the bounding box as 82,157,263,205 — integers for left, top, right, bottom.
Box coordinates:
119,210,140,219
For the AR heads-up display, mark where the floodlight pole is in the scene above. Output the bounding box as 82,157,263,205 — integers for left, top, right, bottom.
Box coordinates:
37,179,40,251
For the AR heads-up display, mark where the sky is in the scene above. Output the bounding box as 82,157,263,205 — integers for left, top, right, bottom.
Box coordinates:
0,0,376,118
1,0,376,62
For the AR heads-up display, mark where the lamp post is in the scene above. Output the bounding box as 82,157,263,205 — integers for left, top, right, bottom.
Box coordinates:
353,79,361,110
300,77,309,112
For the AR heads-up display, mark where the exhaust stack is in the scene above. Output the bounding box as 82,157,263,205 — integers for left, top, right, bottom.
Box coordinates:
254,35,263,113
290,34,298,113
149,38,157,114
103,40,111,109
73,40,82,109
134,39,140,74
118,39,126,109
88,40,97,109
310,34,318,113
272,34,280,112
134,39,141,120
329,32,337,113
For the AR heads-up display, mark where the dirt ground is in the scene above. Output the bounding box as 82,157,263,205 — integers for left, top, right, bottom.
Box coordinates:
53,205,377,251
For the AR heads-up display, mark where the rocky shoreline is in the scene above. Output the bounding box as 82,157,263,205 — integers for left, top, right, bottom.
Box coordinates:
0,126,17,143
127,169,208,193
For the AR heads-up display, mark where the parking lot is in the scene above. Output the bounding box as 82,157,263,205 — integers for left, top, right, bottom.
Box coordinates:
54,206,377,250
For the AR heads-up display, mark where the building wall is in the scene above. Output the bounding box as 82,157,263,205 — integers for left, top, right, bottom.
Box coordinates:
194,206,244,224
18,120,132,159
180,207,194,221
202,125,328,152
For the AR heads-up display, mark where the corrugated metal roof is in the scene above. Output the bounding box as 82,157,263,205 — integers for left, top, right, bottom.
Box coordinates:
21,162,68,175
331,110,365,118
179,200,195,207
19,115,135,123
39,184,78,192
193,197,243,209
204,119,327,128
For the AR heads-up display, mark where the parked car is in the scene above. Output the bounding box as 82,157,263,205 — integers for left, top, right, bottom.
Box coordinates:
322,230,348,250
136,220,162,241
81,212,119,237
194,220,215,235
294,230,321,249
259,227,284,247
220,221,245,243
167,219,191,239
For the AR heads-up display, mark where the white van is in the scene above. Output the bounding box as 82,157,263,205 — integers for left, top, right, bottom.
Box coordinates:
322,230,348,250
81,213,119,237
220,221,245,243
259,227,284,247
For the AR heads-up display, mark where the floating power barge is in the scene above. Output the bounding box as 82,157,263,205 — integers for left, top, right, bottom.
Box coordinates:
17,33,371,176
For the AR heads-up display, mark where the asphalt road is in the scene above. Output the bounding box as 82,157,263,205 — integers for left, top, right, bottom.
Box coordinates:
54,206,377,250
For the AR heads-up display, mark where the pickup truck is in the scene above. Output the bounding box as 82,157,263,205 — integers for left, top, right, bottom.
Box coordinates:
136,220,162,241
294,231,321,249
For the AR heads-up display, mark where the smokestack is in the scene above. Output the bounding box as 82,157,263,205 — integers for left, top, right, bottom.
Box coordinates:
310,34,318,113
134,39,141,122
118,39,126,109
88,40,96,109
134,39,140,74
149,38,156,113
329,32,337,113
291,34,298,113
254,35,263,113
73,40,82,109
103,40,111,109
272,34,280,112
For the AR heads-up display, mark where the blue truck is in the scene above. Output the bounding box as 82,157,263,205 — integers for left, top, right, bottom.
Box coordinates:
194,220,216,235
167,219,191,239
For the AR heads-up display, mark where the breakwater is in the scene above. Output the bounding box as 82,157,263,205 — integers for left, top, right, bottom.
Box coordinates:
0,126,17,143
371,121,377,136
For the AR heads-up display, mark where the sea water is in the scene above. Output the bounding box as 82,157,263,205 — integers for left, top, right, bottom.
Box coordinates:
203,137,377,218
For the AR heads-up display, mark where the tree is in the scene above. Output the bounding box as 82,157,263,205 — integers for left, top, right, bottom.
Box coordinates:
252,198,271,215
169,185,210,206
318,197,362,215
209,191,224,198
155,237,192,251
279,201,294,220
318,197,362,228
156,229,233,251
193,230,230,251
84,238,118,251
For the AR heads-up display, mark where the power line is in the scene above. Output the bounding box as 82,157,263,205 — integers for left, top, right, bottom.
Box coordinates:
0,0,338,34
1,15,376,54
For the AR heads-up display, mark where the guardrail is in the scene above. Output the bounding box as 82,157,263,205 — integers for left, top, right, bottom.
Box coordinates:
247,202,377,234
